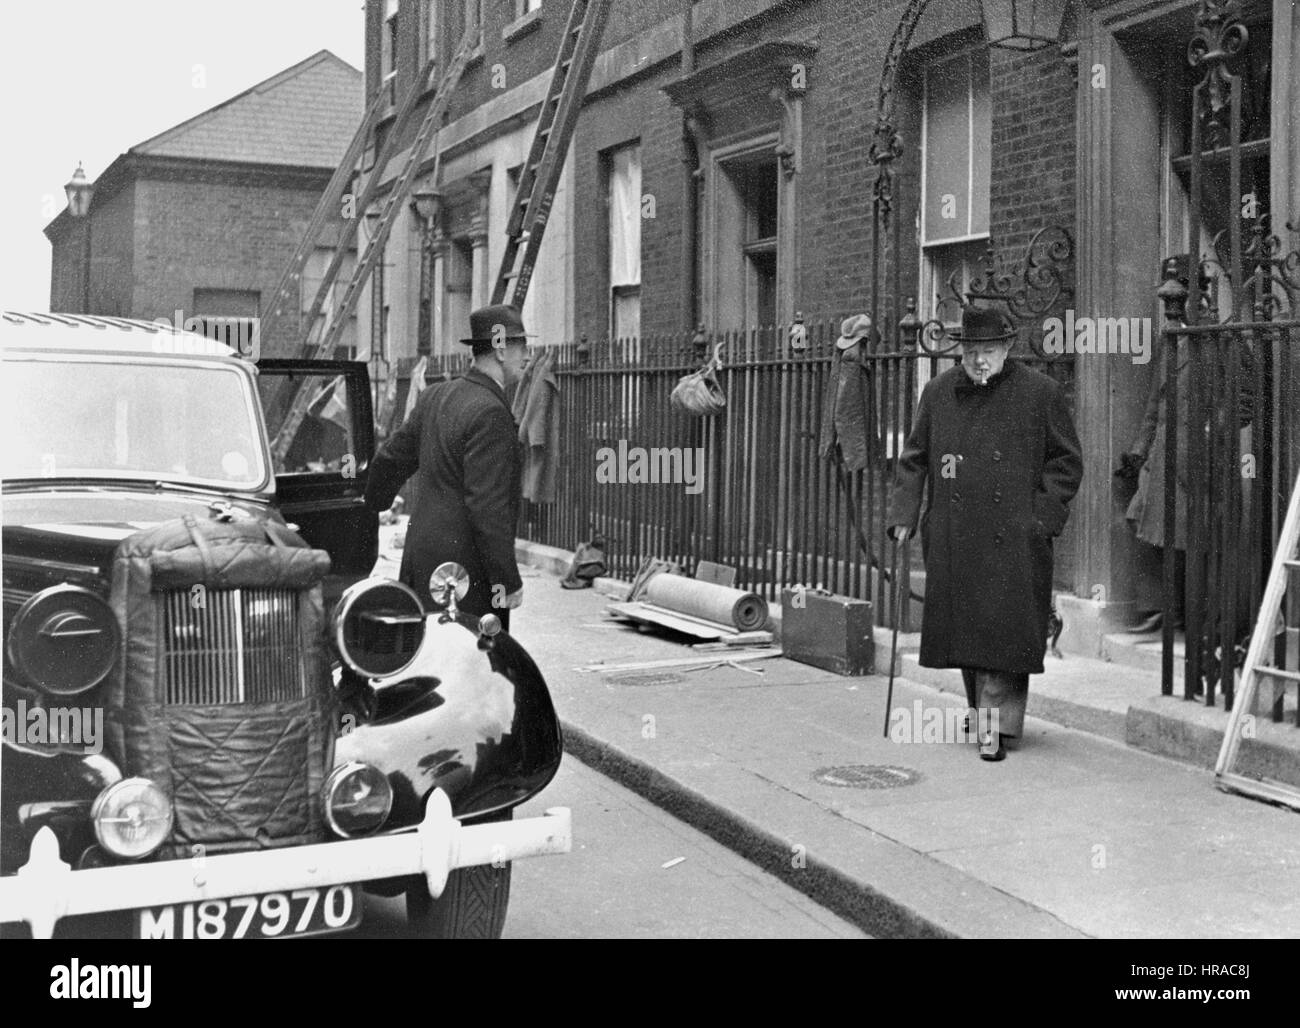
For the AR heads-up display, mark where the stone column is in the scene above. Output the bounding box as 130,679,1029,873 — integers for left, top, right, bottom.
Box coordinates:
430,229,450,356
468,168,493,311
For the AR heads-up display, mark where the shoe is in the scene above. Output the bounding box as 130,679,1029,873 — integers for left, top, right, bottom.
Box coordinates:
979,732,1006,761
1132,612,1162,634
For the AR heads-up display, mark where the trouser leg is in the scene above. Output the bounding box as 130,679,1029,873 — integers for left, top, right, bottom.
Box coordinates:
961,668,979,710
975,671,1029,738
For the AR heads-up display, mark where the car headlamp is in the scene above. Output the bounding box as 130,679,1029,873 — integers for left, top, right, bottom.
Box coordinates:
330,578,426,678
91,778,173,860
7,585,119,696
323,762,393,838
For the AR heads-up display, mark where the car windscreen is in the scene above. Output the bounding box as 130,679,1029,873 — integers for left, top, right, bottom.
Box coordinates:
1,356,268,489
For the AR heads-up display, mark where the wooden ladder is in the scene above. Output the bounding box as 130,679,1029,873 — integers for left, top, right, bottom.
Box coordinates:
268,24,481,465
257,83,389,349
1215,466,1300,809
490,0,612,309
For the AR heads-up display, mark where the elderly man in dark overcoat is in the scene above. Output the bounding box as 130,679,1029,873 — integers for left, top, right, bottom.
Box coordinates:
887,305,1083,760
365,304,530,629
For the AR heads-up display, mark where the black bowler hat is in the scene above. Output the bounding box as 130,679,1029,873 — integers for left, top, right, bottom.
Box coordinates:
460,304,536,346
950,304,1016,344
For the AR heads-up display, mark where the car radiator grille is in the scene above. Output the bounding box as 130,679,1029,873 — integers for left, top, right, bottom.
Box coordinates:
160,587,306,704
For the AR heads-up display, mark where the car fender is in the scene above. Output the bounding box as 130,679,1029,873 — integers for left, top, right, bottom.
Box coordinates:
334,614,562,827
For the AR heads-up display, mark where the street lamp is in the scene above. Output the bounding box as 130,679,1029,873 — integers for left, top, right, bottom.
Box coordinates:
410,189,442,356
980,0,1070,51
64,163,94,313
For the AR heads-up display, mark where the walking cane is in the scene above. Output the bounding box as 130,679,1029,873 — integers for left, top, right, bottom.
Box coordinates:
882,531,905,738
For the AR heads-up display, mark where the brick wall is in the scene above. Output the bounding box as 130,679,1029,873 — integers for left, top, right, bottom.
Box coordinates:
989,46,1077,265
48,185,135,316
130,173,326,351
565,1,1078,345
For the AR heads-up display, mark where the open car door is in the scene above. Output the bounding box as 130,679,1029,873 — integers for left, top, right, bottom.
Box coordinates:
255,359,378,608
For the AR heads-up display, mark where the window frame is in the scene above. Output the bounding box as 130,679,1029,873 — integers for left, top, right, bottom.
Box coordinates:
603,140,643,342
919,44,992,248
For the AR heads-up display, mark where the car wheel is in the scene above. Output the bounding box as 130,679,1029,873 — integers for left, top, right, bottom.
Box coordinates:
405,810,511,939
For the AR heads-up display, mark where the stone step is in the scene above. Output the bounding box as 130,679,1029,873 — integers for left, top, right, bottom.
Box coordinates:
1101,630,1184,680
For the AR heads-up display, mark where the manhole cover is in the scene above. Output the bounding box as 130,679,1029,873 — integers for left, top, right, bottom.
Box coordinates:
605,671,685,686
813,764,922,789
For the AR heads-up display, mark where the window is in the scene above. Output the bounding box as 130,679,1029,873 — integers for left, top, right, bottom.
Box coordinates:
192,288,260,356
605,143,641,340
921,48,990,246
916,47,991,396
715,147,779,331
381,0,400,107
257,370,358,477
192,288,259,319
446,237,474,351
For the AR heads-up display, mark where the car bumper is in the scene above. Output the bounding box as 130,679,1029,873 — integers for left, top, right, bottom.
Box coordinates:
0,789,571,939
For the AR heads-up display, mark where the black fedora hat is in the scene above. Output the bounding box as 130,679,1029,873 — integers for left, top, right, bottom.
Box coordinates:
949,304,1016,344
460,304,536,346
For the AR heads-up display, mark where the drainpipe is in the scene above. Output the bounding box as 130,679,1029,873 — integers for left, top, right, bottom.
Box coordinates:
679,1,699,332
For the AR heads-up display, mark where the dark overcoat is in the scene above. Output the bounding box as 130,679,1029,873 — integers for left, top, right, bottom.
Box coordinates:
886,359,1083,675
365,367,523,616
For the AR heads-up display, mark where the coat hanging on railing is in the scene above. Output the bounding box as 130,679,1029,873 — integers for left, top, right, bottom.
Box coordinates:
818,315,882,471
511,346,561,504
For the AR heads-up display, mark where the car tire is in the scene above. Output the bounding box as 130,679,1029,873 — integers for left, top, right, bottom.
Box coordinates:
405,810,511,939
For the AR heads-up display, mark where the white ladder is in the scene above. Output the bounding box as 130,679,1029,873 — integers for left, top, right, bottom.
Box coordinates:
1215,466,1300,808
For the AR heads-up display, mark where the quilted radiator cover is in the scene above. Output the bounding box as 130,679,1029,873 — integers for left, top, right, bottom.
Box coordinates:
107,514,336,859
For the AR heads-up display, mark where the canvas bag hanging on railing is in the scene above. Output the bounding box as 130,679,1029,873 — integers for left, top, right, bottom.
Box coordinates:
670,343,726,416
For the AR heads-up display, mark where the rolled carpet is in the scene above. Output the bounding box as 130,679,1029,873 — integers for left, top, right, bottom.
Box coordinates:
641,574,768,632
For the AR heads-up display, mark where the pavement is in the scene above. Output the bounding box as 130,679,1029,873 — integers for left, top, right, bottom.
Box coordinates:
503,548,1300,940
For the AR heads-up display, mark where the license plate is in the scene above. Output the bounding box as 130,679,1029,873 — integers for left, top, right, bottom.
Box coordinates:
135,885,360,939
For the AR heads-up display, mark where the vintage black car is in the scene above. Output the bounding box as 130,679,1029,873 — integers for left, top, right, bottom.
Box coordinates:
0,313,568,939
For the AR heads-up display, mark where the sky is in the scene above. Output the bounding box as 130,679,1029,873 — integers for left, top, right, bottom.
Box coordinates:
0,0,366,311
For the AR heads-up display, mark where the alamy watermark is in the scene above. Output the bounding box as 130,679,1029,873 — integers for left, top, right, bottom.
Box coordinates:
1042,309,1151,365
595,440,705,495
889,701,999,745
151,309,261,361
2,699,103,754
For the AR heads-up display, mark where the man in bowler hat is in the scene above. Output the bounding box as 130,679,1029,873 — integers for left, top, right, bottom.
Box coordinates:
886,305,1083,760
365,303,532,629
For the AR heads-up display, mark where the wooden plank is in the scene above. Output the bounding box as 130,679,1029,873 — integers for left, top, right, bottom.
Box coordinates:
606,601,734,640
575,650,780,673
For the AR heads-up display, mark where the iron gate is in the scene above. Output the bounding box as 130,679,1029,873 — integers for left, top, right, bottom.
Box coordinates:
1159,0,1300,706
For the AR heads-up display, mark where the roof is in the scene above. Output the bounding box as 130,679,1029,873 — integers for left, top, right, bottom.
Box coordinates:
129,50,363,168
0,313,238,358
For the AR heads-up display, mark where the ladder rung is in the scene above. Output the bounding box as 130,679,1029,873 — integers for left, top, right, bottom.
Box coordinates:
1249,665,1300,682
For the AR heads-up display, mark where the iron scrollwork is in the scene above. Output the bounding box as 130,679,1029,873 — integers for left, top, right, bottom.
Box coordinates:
1187,0,1250,150
915,226,1076,358
868,0,930,221
1203,214,1300,320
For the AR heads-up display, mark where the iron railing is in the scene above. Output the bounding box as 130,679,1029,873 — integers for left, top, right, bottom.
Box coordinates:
1159,0,1300,709
422,303,1073,630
